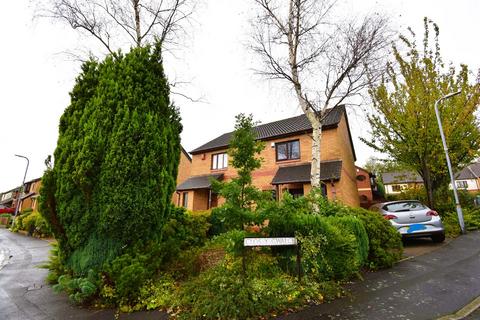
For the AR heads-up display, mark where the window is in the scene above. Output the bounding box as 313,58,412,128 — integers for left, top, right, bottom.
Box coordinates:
276,140,300,161
288,188,304,198
456,181,468,189
392,185,402,192
321,184,327,197
211,153,228,170
182,192,189,208
383,201,426,212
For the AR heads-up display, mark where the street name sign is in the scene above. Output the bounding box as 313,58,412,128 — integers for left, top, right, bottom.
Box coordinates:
244,237,298,247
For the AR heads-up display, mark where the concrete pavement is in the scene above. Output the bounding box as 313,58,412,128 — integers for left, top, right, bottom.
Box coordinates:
279,231,480,320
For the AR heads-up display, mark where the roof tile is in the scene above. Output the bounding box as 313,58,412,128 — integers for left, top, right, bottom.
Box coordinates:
271,160,342,185
176,173,224,191
191,105,345,154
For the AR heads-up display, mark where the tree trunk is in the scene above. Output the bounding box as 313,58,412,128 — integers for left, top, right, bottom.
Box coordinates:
421,167,435,209
309,115,322,188
133,0,142,46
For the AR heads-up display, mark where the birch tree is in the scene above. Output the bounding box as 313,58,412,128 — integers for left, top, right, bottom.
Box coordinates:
40,0,194,54
251,0,389,191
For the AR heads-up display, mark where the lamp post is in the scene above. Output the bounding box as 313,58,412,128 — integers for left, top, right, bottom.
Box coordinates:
12,154,29,225
434,91,465,234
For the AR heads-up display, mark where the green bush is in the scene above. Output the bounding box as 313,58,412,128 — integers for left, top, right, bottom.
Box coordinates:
162,206,210,262
174,253,328,320
442,208,480,237
209,205,259,236
336,206,402,269
260,202,362,280
11,211,53,237
53,270,98,304
11,211,32,232
259,193,402,270
103,241,167,306
40,42,182,278
129,276,176,312
39,243,67,285
67,235,121,276
209,229,249,256
326,215,369,267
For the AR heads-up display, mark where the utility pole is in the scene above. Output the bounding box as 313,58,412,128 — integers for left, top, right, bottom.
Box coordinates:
434,91,465,234
12,154,29,226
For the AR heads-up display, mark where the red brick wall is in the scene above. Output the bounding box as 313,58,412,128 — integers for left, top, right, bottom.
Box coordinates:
355,167,373,204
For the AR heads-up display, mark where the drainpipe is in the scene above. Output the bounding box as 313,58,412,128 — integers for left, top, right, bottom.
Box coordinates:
208,189,212,209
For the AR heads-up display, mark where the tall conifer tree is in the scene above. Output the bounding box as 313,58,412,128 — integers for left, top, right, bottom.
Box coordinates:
40,43,181,274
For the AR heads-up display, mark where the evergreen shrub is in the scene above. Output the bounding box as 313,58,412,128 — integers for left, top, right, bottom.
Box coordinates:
336,206,402,269
266,209,361,280
39,42,181,278
174,253,325,320
442,208,480,237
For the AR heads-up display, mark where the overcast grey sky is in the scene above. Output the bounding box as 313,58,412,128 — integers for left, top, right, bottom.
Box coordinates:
1,0,479,192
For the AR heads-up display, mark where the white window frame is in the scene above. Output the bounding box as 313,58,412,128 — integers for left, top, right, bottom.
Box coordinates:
212,152,228,170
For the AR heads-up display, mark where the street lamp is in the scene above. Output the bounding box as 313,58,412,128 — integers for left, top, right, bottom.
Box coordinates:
434,91,465,234
12,154,29,224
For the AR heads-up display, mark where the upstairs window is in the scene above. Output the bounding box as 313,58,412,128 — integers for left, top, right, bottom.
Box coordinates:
212,152,228,170
276,140,300,161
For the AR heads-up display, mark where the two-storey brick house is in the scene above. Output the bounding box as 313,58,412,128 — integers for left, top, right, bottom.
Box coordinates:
19,178,42,212
176,105,360,211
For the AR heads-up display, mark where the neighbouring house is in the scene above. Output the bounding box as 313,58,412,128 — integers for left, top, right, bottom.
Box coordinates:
172,146,193,207
19,178,42,212
176,105,360,211
382,162,480,196
0,178,43,213
453,162,480,193
355,166,378,208
0,187,21,210
382,171,423,195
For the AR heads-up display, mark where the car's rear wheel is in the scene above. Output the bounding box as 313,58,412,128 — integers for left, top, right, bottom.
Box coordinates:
431,233,445,243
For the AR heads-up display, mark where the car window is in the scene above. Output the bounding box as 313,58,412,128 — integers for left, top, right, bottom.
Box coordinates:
383,201,426,212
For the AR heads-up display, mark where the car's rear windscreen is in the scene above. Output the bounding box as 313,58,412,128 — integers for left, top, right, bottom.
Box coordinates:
383,201,427,212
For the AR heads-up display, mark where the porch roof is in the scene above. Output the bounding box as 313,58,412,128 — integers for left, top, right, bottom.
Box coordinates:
271,160,342,185
176,173,224,191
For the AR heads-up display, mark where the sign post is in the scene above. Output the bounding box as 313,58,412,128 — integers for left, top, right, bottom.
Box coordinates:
243,237,301,281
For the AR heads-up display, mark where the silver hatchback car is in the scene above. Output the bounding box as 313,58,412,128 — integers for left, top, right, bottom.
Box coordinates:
369,200,445,242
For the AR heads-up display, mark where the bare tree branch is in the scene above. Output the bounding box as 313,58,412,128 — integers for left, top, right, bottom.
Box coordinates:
251,0,391,193
37,0,195,54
